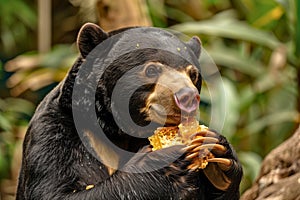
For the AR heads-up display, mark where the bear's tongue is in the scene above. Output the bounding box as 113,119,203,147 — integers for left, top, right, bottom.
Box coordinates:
174,91,200,114
173,93,199,126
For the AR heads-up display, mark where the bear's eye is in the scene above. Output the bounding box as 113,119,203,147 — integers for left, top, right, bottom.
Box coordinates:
189,70,198,82
145,65,161,78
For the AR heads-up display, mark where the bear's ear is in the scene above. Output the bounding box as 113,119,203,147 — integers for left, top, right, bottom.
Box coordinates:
77,23,108,58
186,36,201,58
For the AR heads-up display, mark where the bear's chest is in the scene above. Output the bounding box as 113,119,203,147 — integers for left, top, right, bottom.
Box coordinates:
72,145,110,190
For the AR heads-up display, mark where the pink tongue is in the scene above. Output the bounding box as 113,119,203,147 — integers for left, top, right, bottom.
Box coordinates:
174,94,199,114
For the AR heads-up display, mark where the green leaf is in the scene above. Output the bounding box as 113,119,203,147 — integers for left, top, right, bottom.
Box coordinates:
295,0,300,59
217,78,240,140
207,46,265,77
0,114,12,131
165,6,195,23
245,111,298,135
239,151,262,182
5,98,35,115
0,150,10,179
171,12,281,49
0,60,3,78
146,0,168,27
41,45,77,68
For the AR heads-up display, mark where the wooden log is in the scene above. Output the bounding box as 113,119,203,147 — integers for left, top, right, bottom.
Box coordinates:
241,126,300,200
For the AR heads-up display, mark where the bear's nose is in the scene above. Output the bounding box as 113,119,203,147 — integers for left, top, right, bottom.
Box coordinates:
174,87,200,113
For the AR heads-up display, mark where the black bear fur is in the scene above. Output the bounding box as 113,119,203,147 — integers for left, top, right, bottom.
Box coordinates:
16,23,242,200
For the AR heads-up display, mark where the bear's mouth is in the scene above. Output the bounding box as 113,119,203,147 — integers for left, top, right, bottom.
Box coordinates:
149,104,197,126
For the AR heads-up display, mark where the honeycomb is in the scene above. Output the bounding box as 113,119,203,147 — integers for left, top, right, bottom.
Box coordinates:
148,120,214,169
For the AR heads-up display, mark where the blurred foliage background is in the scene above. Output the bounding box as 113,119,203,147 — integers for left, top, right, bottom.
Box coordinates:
0,0,299,199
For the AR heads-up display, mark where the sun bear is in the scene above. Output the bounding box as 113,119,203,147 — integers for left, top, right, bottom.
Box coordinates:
16,23,242,200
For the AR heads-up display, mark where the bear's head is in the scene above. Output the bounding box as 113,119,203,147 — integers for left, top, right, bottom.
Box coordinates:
73,23,202,140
